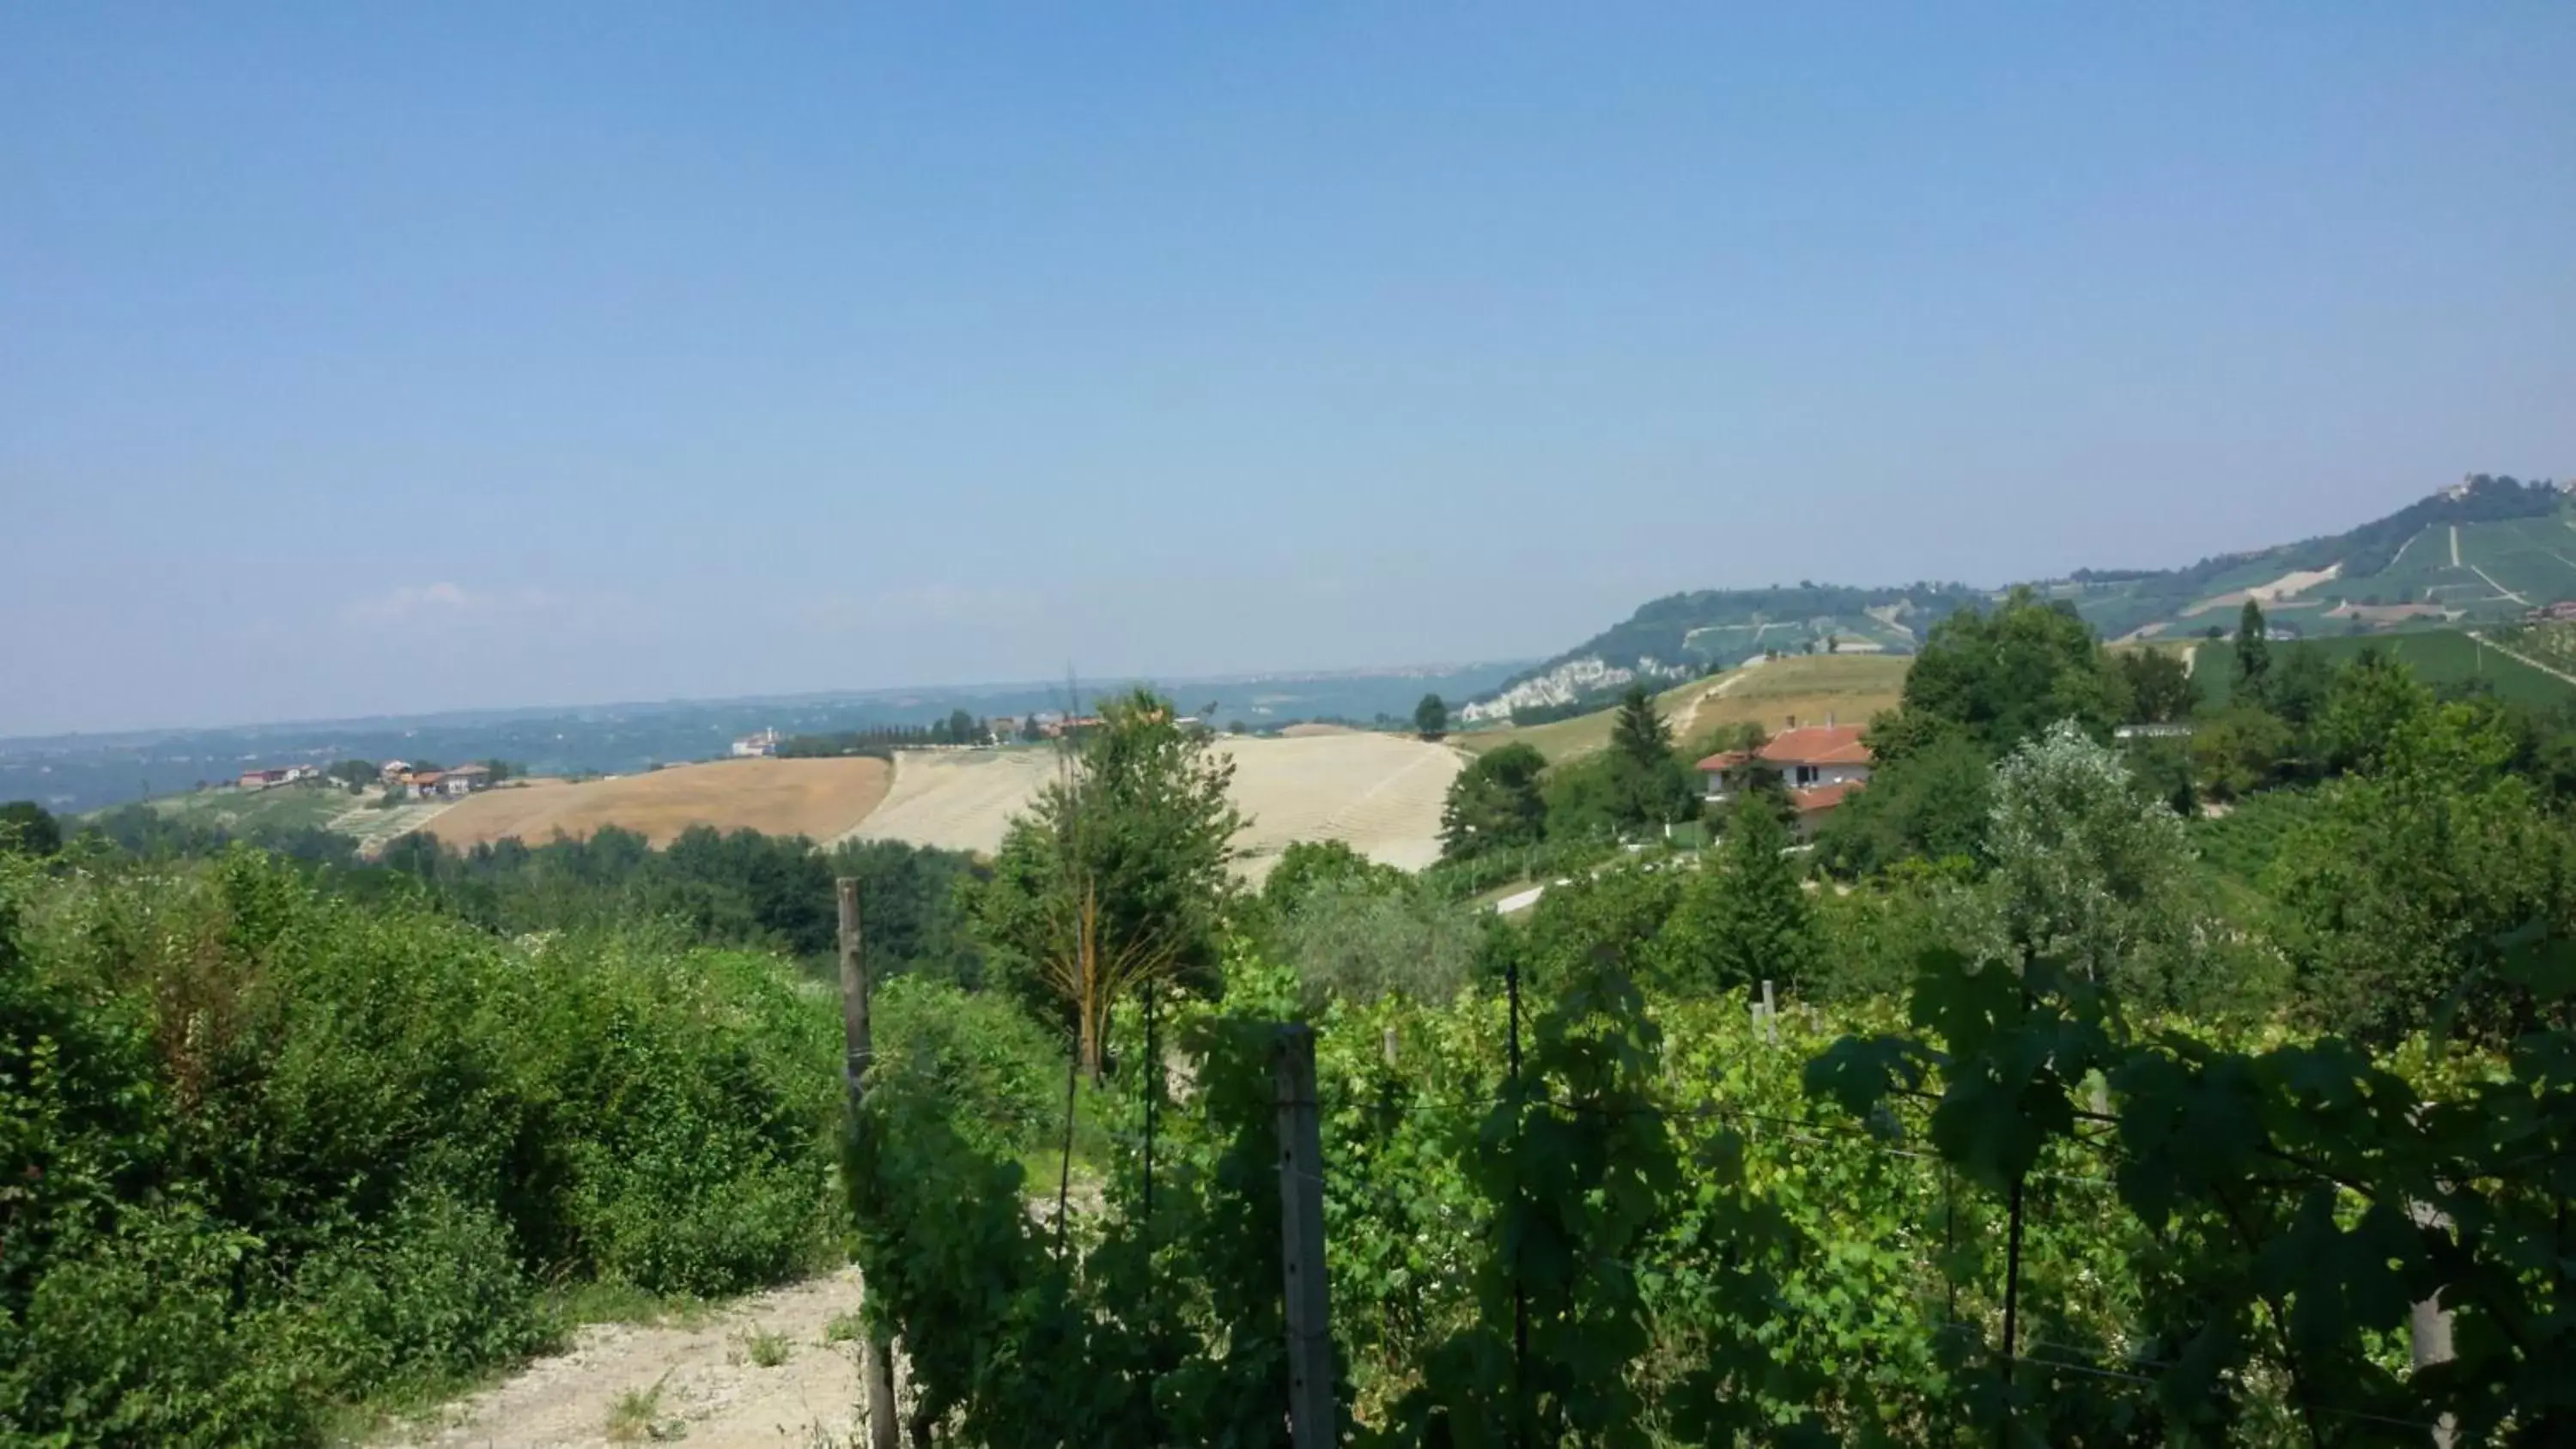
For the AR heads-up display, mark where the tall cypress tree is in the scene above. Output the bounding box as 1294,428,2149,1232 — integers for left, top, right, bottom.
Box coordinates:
2234,598,2272,707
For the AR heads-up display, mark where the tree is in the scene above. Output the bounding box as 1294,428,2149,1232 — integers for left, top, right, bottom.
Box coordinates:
0,801,60,857
945,708,978,744
2190,705,2294,802
1413,693,1449,739
324,759,378,790
966,688,1245,1079
1813,730,1993,876
1886,588,2122,757
1987,720,2196,1003
1656,800,1814,994
1440,743,1548,860
2269,697,2573,1043
1279,876,1480,1007
2268,642,2335,729
2316,646,2429,776
2115,648,2198,724
1606,685,1697,827
2233,598,2271,706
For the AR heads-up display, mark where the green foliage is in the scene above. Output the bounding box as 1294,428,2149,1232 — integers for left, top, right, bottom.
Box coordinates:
1279,876,1483,1008
1654,803,1815,996
2269,696,2576,1044
1815,728,1993,876
1988,722,2199,1008
2235,597,2273,705
1439,743,1549,862
969,688,1247,1034
2190,703,2296,802
0,849,841,1443
1890,586,2124,758
1606,685,1698,828
2,800,64,856
1414,693,1449,737
2116,647,2198,723
381,826,985,978
871,975,1065,1161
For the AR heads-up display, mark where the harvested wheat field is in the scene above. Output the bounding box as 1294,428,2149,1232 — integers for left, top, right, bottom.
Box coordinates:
848,736,1465,883
419,758,892,850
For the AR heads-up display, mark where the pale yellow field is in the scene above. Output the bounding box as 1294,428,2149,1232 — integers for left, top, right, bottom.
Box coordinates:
847,735,1467,882
1458,654,1910,762
422,757,892,849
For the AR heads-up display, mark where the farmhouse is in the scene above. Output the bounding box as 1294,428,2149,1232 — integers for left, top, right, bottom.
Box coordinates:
1696,720,1873,828
237,765,319,791
405,764,491,800
732,729,781,758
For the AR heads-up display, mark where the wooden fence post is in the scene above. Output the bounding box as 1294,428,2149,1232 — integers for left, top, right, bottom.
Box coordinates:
839,878,901,1449
1273,1025,1338,1446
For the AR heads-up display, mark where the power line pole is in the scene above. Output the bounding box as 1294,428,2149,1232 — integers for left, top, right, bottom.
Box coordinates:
1273,1025,1337,1446
838,878,901,1449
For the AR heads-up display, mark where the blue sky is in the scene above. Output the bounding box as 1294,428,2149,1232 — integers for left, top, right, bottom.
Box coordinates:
5,3,2573,735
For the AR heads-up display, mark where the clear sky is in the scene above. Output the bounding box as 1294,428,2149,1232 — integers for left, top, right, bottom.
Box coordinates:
6,3,2573,735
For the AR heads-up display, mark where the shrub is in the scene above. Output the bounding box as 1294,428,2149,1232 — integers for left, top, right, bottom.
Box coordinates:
0,849,843,1442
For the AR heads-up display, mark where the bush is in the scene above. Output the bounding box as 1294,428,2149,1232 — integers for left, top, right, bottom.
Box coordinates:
0,849,843,1441
872,974,1066,1161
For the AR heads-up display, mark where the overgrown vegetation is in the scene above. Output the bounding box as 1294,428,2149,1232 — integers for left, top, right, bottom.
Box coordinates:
0,850,844,1443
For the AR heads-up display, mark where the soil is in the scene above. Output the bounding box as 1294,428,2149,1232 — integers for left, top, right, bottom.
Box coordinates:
380,1269,875,1449
419,759,892,850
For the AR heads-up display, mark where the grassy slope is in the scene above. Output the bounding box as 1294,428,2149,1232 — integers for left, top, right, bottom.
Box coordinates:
2195,630,2574,709
1458,655,1911,762
126,779,368,833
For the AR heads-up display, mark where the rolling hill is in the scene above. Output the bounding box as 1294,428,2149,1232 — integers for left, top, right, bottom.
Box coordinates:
1461,654,1910,763
1485,473,2573,719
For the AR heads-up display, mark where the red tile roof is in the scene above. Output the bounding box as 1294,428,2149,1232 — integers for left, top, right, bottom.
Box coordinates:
1695,724,1873,773
1790,780,1862,812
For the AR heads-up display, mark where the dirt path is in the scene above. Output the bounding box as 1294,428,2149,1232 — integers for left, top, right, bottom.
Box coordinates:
381,1270,871,1449
2469,562,2529,605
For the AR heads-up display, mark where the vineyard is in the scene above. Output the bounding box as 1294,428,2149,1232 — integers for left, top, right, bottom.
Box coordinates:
2484,621,2576,682
846,909,2573,1445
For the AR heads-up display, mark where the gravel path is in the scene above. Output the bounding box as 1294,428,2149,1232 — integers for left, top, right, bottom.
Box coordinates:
381,1269,873,1449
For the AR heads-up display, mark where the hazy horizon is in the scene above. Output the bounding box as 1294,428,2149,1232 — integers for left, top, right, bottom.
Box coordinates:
9,5,2573,736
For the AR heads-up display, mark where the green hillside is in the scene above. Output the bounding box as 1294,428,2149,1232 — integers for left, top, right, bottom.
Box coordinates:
2195,629,2575,709
1509,476,2574,710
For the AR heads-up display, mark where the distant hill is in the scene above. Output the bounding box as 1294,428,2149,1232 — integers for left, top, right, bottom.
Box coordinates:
1483,474,2572,718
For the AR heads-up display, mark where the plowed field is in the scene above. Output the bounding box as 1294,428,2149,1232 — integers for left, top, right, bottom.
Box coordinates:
421,758,892,849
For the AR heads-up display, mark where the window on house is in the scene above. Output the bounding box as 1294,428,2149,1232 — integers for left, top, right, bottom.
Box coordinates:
1795,765,1820,785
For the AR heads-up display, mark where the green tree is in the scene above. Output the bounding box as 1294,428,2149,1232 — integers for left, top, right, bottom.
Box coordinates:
2233,598,2271,706
966,688,1245,1078
1884,587,2122,757
1813,731,1992,876
2315,646,2429,776
1413,693,1449,738
2189,704,2294,802
323,760,378,790
0,802,61,857
1260,838,1404,917
2267,641,2334,729
2268,696,2573,1043
1278,876,1481,1007
1607,684,1697,827
2114,647,2198,723
1439,743,1548,860
1985,722,2200,1010
1656,800,1814,994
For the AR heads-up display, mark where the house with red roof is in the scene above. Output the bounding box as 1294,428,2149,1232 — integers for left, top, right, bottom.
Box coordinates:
1695,718,1874,829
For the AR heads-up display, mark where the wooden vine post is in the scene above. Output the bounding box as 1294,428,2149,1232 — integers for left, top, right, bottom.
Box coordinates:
839,878,902,1449
1273,1025,1338,1445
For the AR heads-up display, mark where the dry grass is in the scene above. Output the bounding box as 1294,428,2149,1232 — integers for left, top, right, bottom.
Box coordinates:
420,757,892,850
1458,655,1911,763
849,736,1464,882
